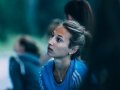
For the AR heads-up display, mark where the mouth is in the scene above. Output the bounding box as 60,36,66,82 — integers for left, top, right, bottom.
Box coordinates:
48,46,53,52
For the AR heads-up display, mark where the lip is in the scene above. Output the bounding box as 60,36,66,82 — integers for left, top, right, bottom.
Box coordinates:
48,46,53,52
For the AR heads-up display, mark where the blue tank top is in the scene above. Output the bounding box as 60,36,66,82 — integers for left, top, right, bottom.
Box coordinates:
39,59,88,90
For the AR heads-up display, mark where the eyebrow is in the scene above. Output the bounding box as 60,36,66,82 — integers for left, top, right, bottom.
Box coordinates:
53,31,63,38
58,35,63,38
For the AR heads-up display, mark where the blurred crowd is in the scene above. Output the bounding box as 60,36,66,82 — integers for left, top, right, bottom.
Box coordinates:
1,0,120,90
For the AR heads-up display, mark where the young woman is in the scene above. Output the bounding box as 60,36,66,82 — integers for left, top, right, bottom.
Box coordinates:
39,20,90,90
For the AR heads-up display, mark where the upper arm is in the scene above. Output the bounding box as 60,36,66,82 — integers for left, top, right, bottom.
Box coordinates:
39,66,48,90
72,70,82,90
72,61,88,89
9,58,23,90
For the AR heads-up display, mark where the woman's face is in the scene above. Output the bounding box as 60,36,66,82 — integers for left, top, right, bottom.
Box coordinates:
47,25,71,58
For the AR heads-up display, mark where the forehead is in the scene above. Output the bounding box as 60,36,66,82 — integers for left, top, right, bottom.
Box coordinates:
54,25,71,38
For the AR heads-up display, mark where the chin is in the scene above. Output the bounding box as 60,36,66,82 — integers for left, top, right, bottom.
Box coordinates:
47,52,52,57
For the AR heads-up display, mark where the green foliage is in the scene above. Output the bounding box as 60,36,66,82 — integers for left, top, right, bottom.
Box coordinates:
0,0,69,37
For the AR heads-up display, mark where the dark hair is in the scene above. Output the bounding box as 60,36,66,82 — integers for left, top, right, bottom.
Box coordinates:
64,0,93,32
62,20,91,59
17,35,41,57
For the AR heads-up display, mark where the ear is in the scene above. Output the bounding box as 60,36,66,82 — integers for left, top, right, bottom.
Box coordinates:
69,46,79,55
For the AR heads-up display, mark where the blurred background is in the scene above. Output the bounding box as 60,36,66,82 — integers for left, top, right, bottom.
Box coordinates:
0,0,97,52
0,0,97,89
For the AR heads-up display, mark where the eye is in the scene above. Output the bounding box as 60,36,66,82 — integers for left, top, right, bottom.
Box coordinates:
56,37,62,42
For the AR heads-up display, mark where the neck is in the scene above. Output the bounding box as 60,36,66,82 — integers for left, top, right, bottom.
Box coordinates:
54,56,71,72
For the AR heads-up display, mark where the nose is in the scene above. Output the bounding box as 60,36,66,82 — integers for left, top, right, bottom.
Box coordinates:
48,37,54,46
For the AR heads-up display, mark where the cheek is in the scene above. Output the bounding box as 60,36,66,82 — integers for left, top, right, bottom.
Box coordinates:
55,44,69,53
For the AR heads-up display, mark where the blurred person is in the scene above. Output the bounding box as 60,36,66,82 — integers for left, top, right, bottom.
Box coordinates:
47,19,63,38
80,0,120,90
40,19,62,66
64,0,94,32
9,35,41,90
64,0,93,61
39,20,91,90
